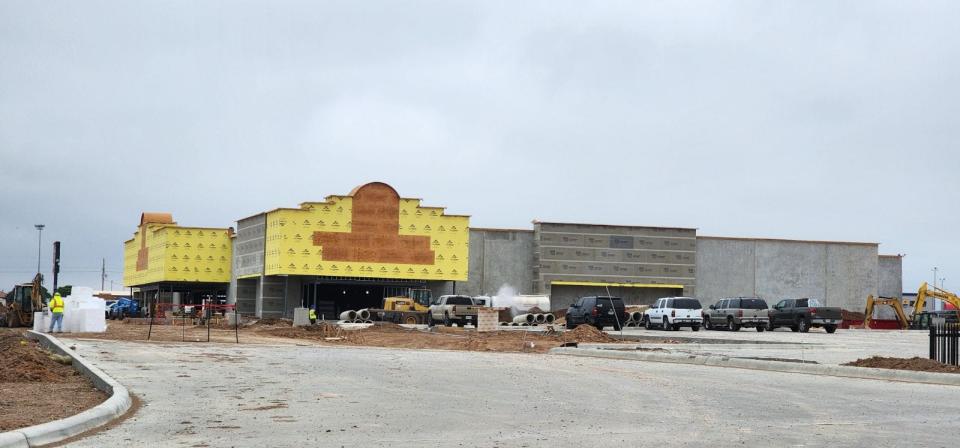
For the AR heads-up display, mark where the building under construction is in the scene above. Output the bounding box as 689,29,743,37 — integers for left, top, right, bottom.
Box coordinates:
123,182,902,318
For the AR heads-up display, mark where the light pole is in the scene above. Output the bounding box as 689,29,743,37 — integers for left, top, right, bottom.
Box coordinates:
34,224,45,280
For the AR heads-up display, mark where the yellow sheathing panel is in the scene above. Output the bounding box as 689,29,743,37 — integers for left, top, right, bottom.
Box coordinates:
163,227,232,283
551,281,685,289
264,190,469,281
123,221,231,287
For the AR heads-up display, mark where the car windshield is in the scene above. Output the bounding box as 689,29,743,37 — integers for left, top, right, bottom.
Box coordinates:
446,296,473,305
673,298,701,309
740,298,767,309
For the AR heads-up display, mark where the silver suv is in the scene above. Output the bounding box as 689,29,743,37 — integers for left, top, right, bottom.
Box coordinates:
702,297,769,332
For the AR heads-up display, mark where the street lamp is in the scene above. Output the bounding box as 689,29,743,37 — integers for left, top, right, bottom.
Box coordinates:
34,224,45,280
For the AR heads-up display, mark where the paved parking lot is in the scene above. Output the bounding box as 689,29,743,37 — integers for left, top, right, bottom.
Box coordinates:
62,336,960,447
609,327,929,365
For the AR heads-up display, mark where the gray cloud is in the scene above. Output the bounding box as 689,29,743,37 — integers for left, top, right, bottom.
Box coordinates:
1,0,957,292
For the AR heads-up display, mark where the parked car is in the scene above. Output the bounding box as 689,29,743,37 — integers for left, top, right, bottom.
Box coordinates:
703,297,769,332
768,298,842,333
108,297,140,320
565,296,628,331
644,297,702,331
427,295,478,327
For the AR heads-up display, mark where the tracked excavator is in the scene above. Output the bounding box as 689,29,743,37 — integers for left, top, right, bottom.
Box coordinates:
910,282,960,329
0,274,44,327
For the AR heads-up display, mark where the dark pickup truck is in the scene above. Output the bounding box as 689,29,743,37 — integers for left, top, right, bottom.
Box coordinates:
768,298,842,333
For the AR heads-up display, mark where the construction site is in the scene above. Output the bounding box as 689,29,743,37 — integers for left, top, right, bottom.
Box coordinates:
3,181,960,447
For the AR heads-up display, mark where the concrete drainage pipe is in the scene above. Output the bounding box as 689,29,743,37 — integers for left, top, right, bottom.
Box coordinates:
544,313,556,324
513,314,535,324
357,309,371,321
339,310,358,321
534,314,546,324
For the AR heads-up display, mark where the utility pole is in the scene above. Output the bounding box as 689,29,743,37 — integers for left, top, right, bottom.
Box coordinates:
34,224,45,280
101,258,106,290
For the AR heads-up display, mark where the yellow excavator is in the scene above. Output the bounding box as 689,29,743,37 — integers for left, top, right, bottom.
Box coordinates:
863,295,910,329
910,282,960,329
378,288,433,325
0,274,44,327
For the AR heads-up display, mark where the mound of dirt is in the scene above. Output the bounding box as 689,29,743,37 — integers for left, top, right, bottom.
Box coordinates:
0,330,77,382
248,318,292,327
560,325,617,343
842,310,866,320
0,329,108,431
843,356,960,373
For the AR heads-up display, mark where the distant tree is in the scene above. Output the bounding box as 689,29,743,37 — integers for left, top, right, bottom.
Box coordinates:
56,285,73,297
39,286,51,300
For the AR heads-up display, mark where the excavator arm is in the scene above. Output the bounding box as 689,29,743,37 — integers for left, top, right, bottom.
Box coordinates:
864,295,910,330
913,282,960,320
31,273,44,312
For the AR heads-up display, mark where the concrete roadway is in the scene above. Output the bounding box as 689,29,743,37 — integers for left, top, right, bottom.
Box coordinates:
61,338,960,447
610,327,931,365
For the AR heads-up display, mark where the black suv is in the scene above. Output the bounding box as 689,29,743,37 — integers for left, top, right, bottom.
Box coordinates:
565,296,628,331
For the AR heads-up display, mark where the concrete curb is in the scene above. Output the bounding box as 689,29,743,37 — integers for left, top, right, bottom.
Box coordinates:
549,347,960,387
0,332,132,448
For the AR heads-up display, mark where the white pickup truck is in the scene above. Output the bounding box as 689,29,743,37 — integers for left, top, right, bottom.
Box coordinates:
644,297,703,331
427,295,479,327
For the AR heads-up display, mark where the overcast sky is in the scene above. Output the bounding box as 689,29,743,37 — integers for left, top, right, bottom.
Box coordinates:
1,1,957,294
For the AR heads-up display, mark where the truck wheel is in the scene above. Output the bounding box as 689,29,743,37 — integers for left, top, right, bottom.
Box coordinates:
613,321,622,331
427,314,435,327
565,320,575,330
404,315,418,325
727,318,740,332
768,321,776,331
824,324,837,334
691,325,700,332
703,318,712,330
798,319,810,333
756,325,765,332
644,317,652,330
662,317,672,331
443,314,452,327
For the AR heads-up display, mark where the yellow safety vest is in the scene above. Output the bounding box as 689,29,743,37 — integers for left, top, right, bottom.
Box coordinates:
50,296,64,313
309,309,317,319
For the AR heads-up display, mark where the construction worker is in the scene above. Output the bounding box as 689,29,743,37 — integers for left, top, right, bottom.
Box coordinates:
309,307,318,325
48,292,65,333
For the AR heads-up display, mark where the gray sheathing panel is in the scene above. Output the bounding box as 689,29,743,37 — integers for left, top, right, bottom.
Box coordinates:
534,222,697,296
260,276,286,318
695,238,756,302
235,278,257,315
235,214,266,278
878,256,904,299
463,229,535,296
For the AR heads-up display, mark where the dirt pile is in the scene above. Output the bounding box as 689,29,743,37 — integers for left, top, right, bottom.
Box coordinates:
247,318,292,328
0,330,76,382
561,325,617,343
842,310,866,321
843,356,960,373
261,323,624,353
0,329,107,431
